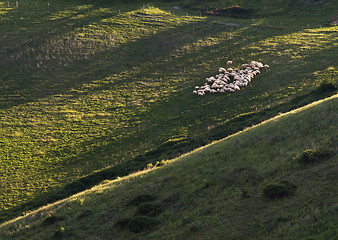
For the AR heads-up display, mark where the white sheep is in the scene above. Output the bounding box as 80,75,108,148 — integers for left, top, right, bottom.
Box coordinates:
206,78,214,84
222,77,229,83
219,67,226,73
256,62,264,68
211,82,217,89
194,60,269,95
215,79,226,85
197,89,206,95
233,85,240,91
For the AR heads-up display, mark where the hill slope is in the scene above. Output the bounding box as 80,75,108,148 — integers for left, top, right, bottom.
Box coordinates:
1,0,337,222
1,94,337,240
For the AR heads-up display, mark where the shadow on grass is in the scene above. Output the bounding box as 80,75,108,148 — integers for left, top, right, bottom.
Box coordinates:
0,0,322,109
1,0,337,223
0,85,336,223
0,8,225,109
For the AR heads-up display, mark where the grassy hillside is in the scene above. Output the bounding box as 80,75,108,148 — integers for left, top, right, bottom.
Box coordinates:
1,0,337,222
1,94,337,239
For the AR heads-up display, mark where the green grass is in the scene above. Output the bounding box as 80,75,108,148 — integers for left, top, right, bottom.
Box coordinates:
1,94,336,239
0,0,338,222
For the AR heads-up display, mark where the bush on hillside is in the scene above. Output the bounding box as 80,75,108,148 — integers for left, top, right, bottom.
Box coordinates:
42,214,64,226
117,193,163,233
318,81,336,93
137,203,163,217
263,180,297,199
116,216,159,233
129,215,159,233
295,148,334,165
53,226,71,239
127,194,156,206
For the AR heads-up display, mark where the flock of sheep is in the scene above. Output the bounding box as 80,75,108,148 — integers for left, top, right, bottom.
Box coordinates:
193,61,269,95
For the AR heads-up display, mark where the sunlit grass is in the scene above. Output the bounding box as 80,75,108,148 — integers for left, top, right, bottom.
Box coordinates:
1,94,336,239
0,2,205,212
0,0,337,222
246,26,338,60
48,5,94,21
7,5,204,71
0,2,12,15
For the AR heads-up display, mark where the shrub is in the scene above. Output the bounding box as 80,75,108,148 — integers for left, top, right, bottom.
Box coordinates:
53,226,72,239
146,163,154,169
76,210,93,220
116,216,158,233
128,216,159,233
117,194,161,233
127,194,156,206
116,218,131,229
137,203,163,217
241,188,250,199
318,81,336,93
296,149,334,165
42,215,63,226
155,159,169,167
53,226,65,239
263,180,297,199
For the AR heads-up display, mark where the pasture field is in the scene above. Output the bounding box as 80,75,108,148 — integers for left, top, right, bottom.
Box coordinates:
1,94,337,239
0,0,337,222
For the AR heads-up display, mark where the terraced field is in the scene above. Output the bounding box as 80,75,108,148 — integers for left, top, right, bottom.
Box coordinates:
0,0,337,223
